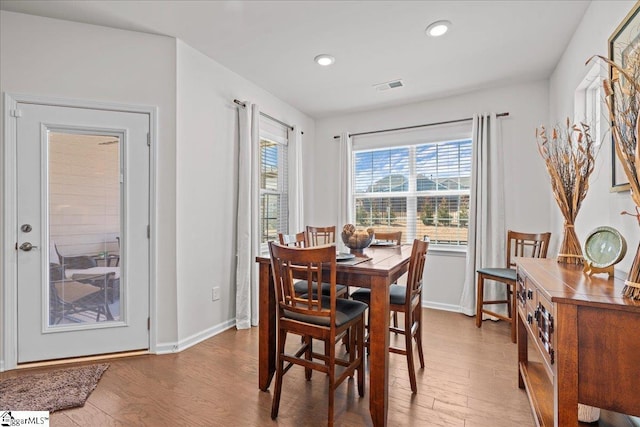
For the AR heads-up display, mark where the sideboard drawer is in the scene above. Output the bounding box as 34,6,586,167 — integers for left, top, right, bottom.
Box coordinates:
517,270,538,331
517,271,537,308
534,291,554,369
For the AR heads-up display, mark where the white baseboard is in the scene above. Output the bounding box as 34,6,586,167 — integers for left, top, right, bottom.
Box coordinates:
155,302,467,355
422,300,462,313
155,318,236,354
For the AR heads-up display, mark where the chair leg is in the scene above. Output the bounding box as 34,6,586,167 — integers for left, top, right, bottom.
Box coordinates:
392,311,398,334
357,318,365,397
305,335,313,380
343,329,350,353
348,325,356,377
415,307,425,369
104,302,114,321
405,309,417,394
476,274,484,327
365,307,371,354
510,284,517,343
324,338,332,372
328,338,336,427
271,329,287,419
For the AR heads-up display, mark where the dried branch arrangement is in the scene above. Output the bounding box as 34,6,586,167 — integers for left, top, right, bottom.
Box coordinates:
588,49,640,299
536,119,597,265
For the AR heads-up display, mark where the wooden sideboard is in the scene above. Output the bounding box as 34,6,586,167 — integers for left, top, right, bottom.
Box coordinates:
516,258,640,427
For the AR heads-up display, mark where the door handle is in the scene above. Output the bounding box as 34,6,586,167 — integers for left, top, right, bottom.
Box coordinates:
19,242,38,251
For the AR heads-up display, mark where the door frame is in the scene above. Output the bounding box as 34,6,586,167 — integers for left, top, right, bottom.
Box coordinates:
2,93,158,371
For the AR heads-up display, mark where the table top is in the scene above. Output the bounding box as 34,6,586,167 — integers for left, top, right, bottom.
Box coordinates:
517,258,640,311
257,244,412,276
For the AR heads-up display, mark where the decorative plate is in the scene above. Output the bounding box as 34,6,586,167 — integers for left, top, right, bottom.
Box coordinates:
336,252,356,261
369,241,396,247
583,226,627,268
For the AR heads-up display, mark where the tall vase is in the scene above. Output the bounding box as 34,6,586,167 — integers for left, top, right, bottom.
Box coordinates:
624,241,640,299
557,222,584,265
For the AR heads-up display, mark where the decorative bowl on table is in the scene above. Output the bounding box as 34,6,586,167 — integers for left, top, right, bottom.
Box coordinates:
341,224,374,256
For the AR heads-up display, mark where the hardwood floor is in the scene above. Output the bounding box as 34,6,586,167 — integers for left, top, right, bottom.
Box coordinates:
2,309,534,426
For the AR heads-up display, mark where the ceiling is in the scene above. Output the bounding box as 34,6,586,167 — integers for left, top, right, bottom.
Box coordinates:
0,0,591,119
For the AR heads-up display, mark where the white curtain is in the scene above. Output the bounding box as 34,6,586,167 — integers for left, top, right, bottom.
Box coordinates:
459,113,506,316
337,132,353,252
288,126,304,233
235,102,260,329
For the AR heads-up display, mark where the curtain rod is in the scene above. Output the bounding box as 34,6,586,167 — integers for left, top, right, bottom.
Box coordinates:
332,112,509,139
234,99,303,134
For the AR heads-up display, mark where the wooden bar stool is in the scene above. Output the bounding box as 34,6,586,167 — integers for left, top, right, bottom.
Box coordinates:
268,242,367,426
475,230,551,342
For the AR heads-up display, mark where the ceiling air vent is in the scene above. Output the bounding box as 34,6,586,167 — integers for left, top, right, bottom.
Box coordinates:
374,79,405,91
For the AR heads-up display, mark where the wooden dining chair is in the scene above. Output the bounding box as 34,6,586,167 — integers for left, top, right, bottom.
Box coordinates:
305,225,336,247
373,230,402,245
351,238,429,394
476,230,551,343
278,232,306,248
371,230,403,329
303,225,350,298
268,242,367,426
279,232,347,298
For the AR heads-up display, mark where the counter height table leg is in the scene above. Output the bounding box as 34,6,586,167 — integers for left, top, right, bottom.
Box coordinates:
368,275,391,427
258,260,276,391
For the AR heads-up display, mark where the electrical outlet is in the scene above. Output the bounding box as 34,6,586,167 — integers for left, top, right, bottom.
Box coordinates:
212,287,221,301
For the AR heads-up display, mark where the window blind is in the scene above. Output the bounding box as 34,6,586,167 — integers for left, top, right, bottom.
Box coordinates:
259,117,289,250
352,120,472,247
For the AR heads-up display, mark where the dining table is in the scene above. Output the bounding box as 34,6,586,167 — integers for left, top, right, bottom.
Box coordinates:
256,244,413,427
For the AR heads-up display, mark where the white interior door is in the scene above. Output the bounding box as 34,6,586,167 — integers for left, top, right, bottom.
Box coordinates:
16,102,150,363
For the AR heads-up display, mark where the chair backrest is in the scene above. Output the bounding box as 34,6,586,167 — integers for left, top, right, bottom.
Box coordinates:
506,230,551,268
278,232,306,248
373,230,402,245
404,239,429,306
269,242,337,323
305,225,336,247
52,241,97,269
50,241,62,265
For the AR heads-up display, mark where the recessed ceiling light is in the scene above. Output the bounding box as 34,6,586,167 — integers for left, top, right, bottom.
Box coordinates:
425,20,451,37
314,54,335,66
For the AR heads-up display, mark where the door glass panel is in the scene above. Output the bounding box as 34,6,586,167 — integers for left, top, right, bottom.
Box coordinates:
48,132,121,326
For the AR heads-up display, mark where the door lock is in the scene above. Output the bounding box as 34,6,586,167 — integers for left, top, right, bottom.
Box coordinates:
21,224,32,232
19,242,37,251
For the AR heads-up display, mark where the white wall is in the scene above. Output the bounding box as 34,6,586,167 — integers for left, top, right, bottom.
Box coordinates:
175,41,314,344
312,81,551,310
552,6,640,426
549,0,637,276
0,11,179,352
0,11,316,360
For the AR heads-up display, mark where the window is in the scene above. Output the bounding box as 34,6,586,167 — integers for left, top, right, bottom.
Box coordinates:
574,62,603,142
352,130,471,247
259,119,288,252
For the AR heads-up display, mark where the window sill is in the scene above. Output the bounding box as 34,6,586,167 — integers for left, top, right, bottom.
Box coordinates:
428,246,467,257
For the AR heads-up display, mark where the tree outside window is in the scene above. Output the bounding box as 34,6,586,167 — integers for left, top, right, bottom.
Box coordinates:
354,140,471,246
